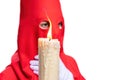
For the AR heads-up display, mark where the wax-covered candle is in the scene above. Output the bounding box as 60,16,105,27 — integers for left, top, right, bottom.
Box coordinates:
38,38,60,80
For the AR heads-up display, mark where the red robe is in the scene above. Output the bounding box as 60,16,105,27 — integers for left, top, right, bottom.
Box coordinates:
0,0,85,80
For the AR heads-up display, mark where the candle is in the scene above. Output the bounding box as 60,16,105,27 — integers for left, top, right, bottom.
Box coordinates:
38,38,60,80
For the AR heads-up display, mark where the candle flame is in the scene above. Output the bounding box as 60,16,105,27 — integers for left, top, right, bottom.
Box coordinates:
47,17,52,40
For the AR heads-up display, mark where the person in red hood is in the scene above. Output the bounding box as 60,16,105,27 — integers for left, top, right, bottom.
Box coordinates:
0,0,85,80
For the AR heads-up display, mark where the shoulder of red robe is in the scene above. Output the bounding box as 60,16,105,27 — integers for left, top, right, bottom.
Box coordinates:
61,54,85,80
0,65,18,80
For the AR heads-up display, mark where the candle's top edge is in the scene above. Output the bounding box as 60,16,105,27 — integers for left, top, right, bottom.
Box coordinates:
38,38,59,41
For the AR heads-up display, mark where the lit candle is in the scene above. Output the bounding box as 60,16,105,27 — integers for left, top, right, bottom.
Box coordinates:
38,19,60,80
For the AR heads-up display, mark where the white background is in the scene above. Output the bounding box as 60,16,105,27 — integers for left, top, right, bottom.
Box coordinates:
0,0,120,80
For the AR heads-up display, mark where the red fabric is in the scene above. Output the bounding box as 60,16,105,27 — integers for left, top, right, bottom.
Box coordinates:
0,0,85,80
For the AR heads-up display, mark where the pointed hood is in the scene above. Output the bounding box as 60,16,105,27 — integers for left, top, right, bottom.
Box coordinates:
0,0,85,80
17,0,65,79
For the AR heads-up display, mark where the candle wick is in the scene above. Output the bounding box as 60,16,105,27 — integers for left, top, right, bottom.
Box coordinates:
49,38,51,41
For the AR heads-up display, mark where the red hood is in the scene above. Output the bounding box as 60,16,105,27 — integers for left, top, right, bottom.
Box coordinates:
17,0,65,77
0,0,85,80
